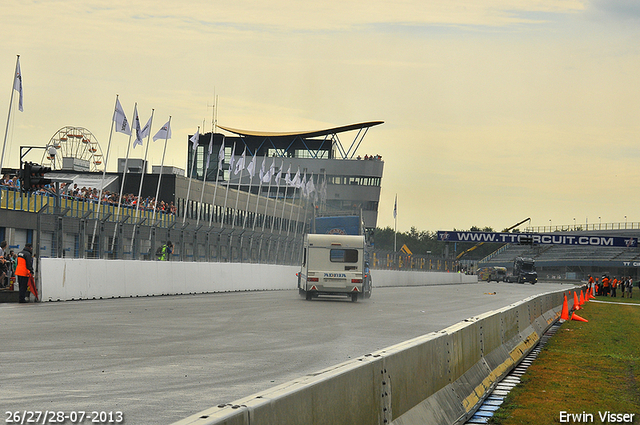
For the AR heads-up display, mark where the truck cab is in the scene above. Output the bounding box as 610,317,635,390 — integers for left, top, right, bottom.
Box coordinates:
506,257,537,284
298,233,372,302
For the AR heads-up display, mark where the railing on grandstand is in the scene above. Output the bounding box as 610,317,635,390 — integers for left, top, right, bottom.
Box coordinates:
0,185,175,227
526,222,640,233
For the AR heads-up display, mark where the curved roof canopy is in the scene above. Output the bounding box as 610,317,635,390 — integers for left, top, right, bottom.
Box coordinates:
218,121,383,138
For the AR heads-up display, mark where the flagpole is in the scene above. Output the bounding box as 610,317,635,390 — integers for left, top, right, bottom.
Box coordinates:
252,155,266,231
152,116,171,224
196,133,213,228
261,158,275,233
242,153,256,229
394,194,397,252
1,55,20,174
130,108,154,255
221,141,236,228
90,95,119,253
209,137,224,227
277,160,288,234
231,147,246,229
183,127,200,225
110,102,137,253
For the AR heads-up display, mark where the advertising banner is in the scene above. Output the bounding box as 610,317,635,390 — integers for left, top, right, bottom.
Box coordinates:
436,231,637,248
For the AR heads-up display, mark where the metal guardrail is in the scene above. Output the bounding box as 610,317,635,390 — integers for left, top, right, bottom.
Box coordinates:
1,186,174,226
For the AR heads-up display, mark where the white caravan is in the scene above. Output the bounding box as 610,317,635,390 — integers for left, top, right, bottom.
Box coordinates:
298,233,372,302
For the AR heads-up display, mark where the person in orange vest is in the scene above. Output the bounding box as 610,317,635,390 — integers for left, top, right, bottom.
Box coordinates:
611,277,618,297
15,243,34,303
602,275,610,297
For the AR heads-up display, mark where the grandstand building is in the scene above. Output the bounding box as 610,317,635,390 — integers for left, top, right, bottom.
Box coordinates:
186,122,384,228
478,227,640,280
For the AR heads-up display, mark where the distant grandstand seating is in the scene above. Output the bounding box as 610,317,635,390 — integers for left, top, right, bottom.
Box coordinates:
478,229,640,280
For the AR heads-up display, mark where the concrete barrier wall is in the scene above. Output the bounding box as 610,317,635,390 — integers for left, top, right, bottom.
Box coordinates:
373,269,477,286
39,259,478,301
171,286,579,425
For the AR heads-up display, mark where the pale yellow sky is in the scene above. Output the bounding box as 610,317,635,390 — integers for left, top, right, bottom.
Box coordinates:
1,0,639,232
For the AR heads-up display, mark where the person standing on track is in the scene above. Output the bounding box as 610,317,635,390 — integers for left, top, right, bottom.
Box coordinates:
15,243,34,303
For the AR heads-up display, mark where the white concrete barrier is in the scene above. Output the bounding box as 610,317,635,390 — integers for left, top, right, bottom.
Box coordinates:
39,259,477,301
170,287,574,425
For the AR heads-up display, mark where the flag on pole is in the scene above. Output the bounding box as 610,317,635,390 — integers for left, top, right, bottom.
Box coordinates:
153,120,171,141
291,167,301,188
274,163,282,183
234,147,246,175
205,135,214,169
259,156,266,182
190,129,200,150
306,173,315,196
393,194,397,219
217,141,225,171
133,104,143,148
284,165,292,185
140,114,152,139
262,160,274,183
113,98,131,135
13,56,23,112
247,154,256,178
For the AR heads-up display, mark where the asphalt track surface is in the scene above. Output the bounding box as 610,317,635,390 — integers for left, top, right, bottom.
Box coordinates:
1,281,577,424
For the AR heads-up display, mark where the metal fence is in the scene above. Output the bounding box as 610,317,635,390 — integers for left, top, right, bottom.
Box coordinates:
2,186,307,265
2,187,456,271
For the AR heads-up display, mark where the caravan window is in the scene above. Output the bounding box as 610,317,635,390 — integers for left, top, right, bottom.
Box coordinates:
330,249,359,263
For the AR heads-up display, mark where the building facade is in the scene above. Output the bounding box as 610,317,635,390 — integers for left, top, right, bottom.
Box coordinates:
186,121,384,228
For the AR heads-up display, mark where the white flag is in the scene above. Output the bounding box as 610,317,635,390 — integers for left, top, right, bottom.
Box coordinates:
217,141,225,171
113,98,131,135
247,154,256,178
153,121,172,141
259,156,266,181
306,173,315,195
205,135,214,169
133,104,143,148
234,147,246,175
190,129,200,150
14,57,23,112
262,160,274,183
139,115,152,139
291,167,301,188
284,165,292,186
274,162,282,183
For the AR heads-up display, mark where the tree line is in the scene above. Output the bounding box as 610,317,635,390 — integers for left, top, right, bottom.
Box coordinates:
372,226,507,260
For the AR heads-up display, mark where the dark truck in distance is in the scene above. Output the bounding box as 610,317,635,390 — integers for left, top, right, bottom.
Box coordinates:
505,257,537,284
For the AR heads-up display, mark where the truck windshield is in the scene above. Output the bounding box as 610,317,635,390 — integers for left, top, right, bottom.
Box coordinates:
330,249,359,263
521,263,534,272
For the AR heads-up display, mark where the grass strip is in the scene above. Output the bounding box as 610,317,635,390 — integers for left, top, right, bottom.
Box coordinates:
490,294,640,424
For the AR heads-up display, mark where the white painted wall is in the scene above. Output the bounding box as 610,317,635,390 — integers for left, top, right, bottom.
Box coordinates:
39,259,478,301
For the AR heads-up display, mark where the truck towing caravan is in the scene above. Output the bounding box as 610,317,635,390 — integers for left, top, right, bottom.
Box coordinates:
298,214,372,302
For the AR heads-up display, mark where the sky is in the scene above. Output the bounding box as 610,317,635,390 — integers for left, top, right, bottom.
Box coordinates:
1,0,639,233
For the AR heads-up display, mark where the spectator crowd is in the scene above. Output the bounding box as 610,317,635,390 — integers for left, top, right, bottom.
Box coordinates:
1,173,176,215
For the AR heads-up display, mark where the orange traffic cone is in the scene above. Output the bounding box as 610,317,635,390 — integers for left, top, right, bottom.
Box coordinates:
571,312,588,322
560,294,569,321
579,291,585,305
573,291,581,310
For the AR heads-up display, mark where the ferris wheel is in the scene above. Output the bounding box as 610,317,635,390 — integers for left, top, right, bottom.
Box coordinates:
42,126,105,172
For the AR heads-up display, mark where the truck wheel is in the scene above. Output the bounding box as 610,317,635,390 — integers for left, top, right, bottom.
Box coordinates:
351,293,358,302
